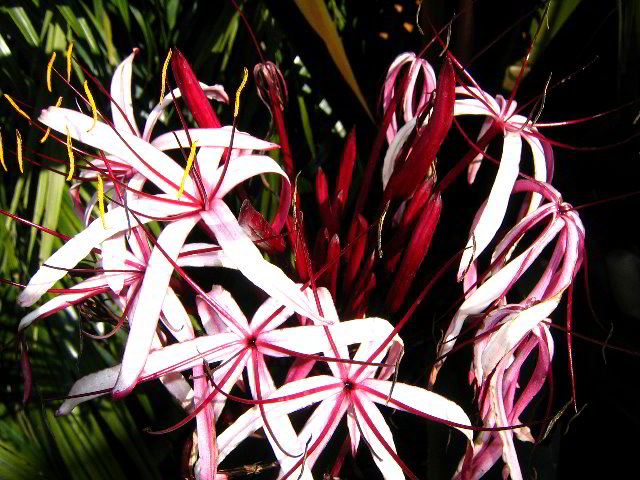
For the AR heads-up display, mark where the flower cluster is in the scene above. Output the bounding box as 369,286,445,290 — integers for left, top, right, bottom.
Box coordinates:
7,42,583,480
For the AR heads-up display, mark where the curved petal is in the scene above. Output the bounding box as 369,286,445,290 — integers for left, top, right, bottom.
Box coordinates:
113,216,198,397
382,117,416,190
17,196,194,307
200,201,324,324
150,127,278,152
177,243,236,269
110,49,140,136
56,366,120,415
160,287,195,342
362,379,473,443
458,131,522,281
38,107,196,198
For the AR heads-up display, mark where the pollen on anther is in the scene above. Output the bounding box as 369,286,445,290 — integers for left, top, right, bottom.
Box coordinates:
16,129,23,173
160,49,172,104
40,96,63,143
47,52,56,92
4,94,32,124
0,129,6,172
84,80,98,131
66,42,74,82
177,140,197,199
234,67,249,118
97,175,107,229
65,125,75,181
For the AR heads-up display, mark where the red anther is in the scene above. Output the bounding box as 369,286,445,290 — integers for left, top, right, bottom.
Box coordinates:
171,48,221,128
238,200,286,254
385,58,455,200
387,193,442,312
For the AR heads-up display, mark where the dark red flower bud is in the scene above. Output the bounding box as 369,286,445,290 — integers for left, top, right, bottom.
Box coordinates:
315,167,334,231
253,61,288,113
326,233,341,299
385,58,455,200
343,214,368,293
171,48,221,128
387,193,442,312
335,127,356,209
19,336,32,405
238,200,286,254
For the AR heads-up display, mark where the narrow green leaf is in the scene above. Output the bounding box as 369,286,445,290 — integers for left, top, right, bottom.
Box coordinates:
293,0,373,120
56,6,99,54
2,6,39,47
39,166,66,263
28,169,48,261
297,94,316,159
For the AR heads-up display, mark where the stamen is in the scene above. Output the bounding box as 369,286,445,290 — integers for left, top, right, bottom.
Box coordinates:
83,80,98,131
160,49,172,103
4,94,32,123
40,96,63,143
0,129,5,172
65,125,74,181
378,199,390,259
66,42,74,82
234,67,249,117
176,140,197,199
47,52,56,92
97,175,107,229
16,129,23,173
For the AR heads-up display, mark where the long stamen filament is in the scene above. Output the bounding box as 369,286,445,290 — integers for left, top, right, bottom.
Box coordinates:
97,175,107,229
234,67,249,117
16,129,23,173
4,94,32,123
47,52,56,92
40,96,63,143
0,129,5,172
65,125,74,181
160,49,172,103
83,80,98,131
66,42,74,82
177,140,197,199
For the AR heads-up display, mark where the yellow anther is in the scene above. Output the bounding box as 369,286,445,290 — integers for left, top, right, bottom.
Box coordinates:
47,51,56,92
234,67,249,118
97,175,107,229
4,94,32,123
160,49,172,104
177,140,197,199
16,129,23,173
84,80,98,131
66,42,74,82
40,97,63,143
0,130,5,172
65,125,74,181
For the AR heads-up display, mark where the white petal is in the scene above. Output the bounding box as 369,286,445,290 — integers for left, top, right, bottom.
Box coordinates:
201,201,324,323
110,49,140,136
113,216,198,396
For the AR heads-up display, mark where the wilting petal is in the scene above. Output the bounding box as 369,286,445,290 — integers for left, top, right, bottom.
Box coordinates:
382,117,416,190
201,201,324,323
458,131,522,281
160,287,195,342
481,294,561,377
216,375,341,464
113,216,198,397
38,107,196,197
18,196,194,307
110,49,140,136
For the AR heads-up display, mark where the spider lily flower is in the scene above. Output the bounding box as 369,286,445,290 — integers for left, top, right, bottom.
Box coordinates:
216,290,472,480
456,308,554,480
56,286,397,478
453,86,553,281
17,52,327,398
430,180,584,387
